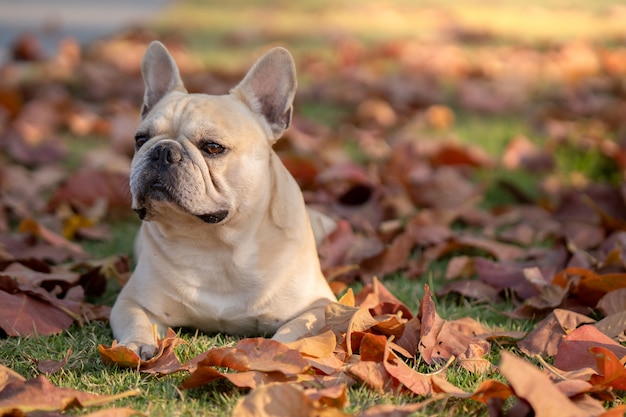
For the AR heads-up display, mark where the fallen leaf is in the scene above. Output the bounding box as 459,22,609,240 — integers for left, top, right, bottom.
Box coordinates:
181,338,310,389
304,384,349,409
596,287,626,316
284,330,337,358
589,346,626,390
99,328,186,375
594,312,626,342
518,309,595,357
554,325,626,372
81,408,145,417
18,218,85,258
0,374,139,415
466,379,513,404
0,365,25,391
325,303,380,356
35,349,72,375
354,277,413,319
553,267,626,306
418,285,490,368
499,350,590,417
231,383,350,417
0,290,76,337
383,352,433,396
357,395,444,417
437,279,501,303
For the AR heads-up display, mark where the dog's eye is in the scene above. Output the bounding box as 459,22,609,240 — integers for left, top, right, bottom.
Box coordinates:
135,133,150,149
203,142,225,155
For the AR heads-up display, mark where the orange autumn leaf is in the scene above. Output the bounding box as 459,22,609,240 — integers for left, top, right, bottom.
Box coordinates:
467,379,513,404
98,328,186,375
589,346,626,390
552,267,626,306
284,330,337,358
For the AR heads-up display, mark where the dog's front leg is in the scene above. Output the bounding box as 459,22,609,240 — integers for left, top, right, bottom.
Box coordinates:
109,295,164,360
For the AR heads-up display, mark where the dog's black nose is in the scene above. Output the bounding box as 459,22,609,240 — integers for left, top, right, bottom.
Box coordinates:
150,143,182,165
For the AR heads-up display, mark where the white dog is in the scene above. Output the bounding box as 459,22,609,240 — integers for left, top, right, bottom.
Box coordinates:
110,41,336,359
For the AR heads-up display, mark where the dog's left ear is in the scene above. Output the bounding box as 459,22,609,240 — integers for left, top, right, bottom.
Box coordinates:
232,47,297,142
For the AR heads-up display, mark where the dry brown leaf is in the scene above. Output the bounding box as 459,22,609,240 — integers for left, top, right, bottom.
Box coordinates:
232,383,350,417
0,374,139,415
499,351,590,417
437,279,501,303
284,330,337,358
325,303,380,356
594,312,626,342
347,360,392,394
418,285,490,368
181,338,311,389
35,349,72,375
81,408,145,417
0,365,25,391
518,309,596,357
596,288,626,315
0,289,78,337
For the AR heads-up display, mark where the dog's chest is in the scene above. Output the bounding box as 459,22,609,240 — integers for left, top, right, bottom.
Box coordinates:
140,235,285,334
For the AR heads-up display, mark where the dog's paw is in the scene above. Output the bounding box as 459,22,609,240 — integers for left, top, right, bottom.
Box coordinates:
125,341,158,361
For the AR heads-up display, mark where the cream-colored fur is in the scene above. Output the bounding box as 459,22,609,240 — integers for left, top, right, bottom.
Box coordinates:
109,41,336,359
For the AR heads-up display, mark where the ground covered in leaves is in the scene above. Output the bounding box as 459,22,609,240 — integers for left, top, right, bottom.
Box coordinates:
1,1,626,416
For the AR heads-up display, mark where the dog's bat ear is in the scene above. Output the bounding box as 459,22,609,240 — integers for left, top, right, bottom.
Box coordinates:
140,41,187,119
232,47,297,142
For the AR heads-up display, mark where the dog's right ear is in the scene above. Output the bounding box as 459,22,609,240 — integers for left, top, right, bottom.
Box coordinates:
140,41,187,119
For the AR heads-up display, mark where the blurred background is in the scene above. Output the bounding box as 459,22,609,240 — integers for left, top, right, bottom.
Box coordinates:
1,0,626,252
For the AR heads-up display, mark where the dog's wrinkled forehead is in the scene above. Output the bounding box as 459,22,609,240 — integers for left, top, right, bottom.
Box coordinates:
139,92,266,146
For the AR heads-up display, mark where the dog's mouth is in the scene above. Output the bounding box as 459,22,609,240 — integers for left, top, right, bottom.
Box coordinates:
134,180,229,224
197,210,229,224
135,205,229,224
149,180,169,196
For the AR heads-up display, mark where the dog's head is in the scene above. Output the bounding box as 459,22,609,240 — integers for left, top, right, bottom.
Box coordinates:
130,41,297,225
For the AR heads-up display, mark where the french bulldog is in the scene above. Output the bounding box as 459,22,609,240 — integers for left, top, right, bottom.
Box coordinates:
109,41,336,360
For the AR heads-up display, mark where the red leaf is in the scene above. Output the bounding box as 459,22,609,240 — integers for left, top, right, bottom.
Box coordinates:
0,291,75,337
554,325,626,372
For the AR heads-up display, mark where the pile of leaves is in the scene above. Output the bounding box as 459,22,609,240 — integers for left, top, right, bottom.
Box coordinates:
0,20,625,417
96,280,625,416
